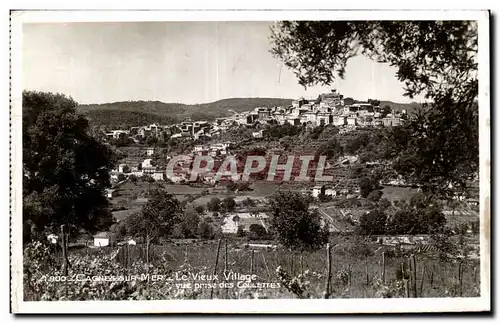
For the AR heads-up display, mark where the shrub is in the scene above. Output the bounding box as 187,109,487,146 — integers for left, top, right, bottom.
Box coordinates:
248,224,267,240
269,191,328,251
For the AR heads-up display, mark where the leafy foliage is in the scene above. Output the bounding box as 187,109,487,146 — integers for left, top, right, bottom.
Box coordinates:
127,187,184,241
268,191,328,251
221,197,236,213
206,197,221,212
23,91,117,242
264,123,303,139
270,21,478,198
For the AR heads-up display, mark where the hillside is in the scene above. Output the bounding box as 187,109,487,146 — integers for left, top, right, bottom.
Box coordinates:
78,97,423,128
78,97,294,127
379,100,423,114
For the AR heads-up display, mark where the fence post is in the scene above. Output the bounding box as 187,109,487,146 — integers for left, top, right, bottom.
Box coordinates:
262,252,271,279
402,262,410,298
419,265,426,297
411,254,417,298
300,254,304,275
146,234,150,265
365,258,369,285
210,239,222,299
459,261,463,297
250,249,254,274
126,243,130,268
382,251,386,284
60,225,68,276
324,243,332,299
224,239,228,299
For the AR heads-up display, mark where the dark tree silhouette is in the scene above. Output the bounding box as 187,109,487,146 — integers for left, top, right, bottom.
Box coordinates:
270,21,478,198
23,91,117,242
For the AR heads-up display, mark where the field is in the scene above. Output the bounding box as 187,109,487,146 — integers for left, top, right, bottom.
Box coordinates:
24,236,480,301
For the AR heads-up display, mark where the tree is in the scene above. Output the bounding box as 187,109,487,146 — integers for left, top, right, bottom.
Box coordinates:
179,206,200,238
367,99,380,107
381,105,392,118
129,175,138,183
236,225,246,237
367,190,383,202
198,221,214,240
23,91,117,242
358,209,387,235
268,191,328,251
359,177,377,198
315,137,343,161
387,194,446,235
207,197,221,212
221,196,236,213
378,198,392,210
248,224,267,240
139,187,185,241
117,174,126,182
270,21,478,198
110,222,127,241
195,205,205,214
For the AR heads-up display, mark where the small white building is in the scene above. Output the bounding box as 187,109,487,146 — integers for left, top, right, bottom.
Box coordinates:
151,171,165,181
146,147,155,156
47,234,58,245
93,232,114,247
252,130,264,138
118,164,128,173
142,159,153,168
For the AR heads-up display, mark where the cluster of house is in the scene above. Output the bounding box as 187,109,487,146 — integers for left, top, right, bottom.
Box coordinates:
102,90,405,144
104,120,215,143
218,90,405,131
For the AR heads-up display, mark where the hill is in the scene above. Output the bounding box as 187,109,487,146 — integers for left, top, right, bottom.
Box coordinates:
78,97,294,127
78,98,423,128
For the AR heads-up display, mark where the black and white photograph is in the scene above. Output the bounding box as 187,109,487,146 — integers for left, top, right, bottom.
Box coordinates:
9,10,490,313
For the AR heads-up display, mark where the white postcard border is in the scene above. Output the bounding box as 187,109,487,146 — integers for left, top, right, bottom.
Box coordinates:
10,9,491,313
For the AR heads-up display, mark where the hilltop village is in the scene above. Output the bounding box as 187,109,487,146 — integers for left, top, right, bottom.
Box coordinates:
90,90,479,246
101,90,406,184
102,90,404,144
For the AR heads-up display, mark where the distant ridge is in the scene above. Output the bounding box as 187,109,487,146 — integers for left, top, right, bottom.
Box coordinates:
78,97,422,127
78,97,294,127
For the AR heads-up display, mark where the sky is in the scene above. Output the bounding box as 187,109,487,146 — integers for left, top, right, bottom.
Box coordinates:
23,21,424,105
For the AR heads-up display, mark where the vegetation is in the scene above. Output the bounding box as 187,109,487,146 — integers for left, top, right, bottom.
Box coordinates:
268,191,328,251
358,194,446,235
206,197,221,212
23,91,117,243
221,196,236,213
270,21,478,198
126,187,185,242
24,237,480,301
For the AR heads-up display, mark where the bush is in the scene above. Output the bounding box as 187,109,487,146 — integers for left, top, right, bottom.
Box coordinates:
248,224,267,240
221,197,236,212
236,225,246,237
269,191,328,251
198,221,214,240
206,197,221,212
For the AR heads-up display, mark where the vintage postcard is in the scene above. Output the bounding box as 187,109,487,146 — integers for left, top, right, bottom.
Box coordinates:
10,10,490,313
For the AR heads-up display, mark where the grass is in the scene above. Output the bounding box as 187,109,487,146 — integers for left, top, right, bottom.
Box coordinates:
71,236,480,299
